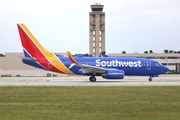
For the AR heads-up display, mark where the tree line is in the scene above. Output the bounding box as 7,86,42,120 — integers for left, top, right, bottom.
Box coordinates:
121,49,180,54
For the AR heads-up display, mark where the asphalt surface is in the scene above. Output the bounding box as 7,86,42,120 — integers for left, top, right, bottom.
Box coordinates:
0,75,180,86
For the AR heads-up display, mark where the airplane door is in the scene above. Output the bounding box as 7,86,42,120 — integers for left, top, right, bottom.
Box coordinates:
147,61,151,70
48,62,52,68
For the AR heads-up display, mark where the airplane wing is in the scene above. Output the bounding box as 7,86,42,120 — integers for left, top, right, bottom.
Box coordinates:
67,51,107,73
76,63,107,73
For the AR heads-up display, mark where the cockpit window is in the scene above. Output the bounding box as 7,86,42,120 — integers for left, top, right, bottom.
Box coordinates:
155,62,162,66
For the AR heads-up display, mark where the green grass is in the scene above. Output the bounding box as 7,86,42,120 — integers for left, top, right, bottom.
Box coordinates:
0,86,180,120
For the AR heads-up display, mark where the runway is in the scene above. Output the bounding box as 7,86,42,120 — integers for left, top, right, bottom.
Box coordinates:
0,75,180,86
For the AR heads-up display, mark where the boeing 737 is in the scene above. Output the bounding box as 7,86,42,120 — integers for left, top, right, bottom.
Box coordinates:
17,24,169,82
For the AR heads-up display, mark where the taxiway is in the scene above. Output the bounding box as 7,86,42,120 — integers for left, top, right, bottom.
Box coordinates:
0,75,180,86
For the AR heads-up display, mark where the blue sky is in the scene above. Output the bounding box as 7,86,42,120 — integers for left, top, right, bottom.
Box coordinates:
0,0,180,54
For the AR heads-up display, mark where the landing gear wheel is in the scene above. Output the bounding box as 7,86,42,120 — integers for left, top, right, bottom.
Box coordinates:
89,76,96,82
149,77,152,82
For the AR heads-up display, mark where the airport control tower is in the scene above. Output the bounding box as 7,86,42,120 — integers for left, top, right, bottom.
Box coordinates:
89,3,105,56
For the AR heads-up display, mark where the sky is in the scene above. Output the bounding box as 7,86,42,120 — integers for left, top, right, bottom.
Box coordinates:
0,0,180,55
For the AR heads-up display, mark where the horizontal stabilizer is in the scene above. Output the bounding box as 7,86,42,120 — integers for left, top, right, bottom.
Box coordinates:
22,57,37,62
18,56,37,62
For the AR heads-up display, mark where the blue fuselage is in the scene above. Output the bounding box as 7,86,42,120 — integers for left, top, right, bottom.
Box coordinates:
58,56,168,76
23,56,169,77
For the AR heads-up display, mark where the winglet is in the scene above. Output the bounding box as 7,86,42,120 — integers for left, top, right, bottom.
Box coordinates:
67,51,78,64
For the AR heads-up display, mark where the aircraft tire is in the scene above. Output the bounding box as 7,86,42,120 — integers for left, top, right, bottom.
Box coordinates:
89,76,96,82
149,77,152,82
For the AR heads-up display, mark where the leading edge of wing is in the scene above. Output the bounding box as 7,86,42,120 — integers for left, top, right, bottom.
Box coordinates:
67,51,107,73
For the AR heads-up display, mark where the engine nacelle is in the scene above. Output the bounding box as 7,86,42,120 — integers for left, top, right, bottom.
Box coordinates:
102,69,124,79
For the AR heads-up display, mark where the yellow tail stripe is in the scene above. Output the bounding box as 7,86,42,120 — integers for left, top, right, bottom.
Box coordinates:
20,24,74,75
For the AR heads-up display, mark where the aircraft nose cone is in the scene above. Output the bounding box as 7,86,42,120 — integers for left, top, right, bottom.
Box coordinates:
163,66,169,73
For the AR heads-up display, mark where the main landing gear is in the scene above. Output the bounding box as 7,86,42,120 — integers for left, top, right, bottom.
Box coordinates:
149,77,152,82
89,76,96,82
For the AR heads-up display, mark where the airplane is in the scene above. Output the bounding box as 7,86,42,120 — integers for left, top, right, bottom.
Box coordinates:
17,23,169,82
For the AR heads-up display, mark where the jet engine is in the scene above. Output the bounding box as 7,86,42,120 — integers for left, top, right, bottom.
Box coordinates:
102,69,124,79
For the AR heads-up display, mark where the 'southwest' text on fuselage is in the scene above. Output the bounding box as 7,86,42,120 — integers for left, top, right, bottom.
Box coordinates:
95,59,142,67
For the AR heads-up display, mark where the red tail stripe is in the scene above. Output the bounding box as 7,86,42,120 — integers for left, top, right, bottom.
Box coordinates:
17,24,64,74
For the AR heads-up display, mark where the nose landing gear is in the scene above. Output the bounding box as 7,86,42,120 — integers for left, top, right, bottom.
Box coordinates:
149,77,152,82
